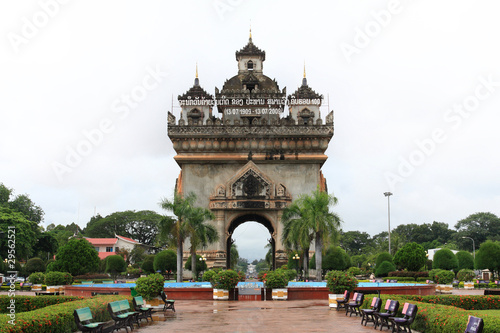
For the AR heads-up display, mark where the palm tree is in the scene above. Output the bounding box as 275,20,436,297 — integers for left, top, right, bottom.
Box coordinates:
159,192,197,282
186,206,218,280
281,211,314,280
282,188,341,281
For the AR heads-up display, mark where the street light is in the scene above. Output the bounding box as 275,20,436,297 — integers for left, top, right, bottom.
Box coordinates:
292,253,300,280
384,192,393,255
462,237,476,260
199,255,207,282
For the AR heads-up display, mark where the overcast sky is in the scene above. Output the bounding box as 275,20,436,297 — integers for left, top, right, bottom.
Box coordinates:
1,0,500,262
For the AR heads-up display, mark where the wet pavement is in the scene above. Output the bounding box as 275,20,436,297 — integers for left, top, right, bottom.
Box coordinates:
132,299,405,333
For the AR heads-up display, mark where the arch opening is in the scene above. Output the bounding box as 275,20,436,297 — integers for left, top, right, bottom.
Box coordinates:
226,214,275,272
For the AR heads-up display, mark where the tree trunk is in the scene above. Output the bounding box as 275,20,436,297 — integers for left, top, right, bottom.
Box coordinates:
177,237,183,282
315,233,322,281
302,249,309,280
191,246,197,282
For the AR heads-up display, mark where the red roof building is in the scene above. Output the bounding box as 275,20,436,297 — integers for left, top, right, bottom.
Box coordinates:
85,235,140,260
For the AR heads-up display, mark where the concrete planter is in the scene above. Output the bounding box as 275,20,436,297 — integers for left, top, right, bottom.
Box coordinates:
46,285,59,293
437,284,453,294
213,289,229,300
464,281,474,290
32,284,42,291
328,294,344,308
272,288,288,300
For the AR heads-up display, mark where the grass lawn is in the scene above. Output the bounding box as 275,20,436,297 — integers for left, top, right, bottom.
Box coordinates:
474,309,500,317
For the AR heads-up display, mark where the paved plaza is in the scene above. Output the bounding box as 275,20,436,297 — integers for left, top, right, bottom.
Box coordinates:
132,299,415,333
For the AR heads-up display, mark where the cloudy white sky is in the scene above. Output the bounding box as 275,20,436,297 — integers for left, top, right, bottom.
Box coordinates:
1,0,500,262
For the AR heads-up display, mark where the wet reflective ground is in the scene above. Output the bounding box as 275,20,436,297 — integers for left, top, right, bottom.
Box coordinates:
133,299,406,333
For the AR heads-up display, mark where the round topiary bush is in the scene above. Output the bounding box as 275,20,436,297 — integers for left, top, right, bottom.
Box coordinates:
375,261,396,277
376,252,393,266
457,269,475,282
28,272,45,284
135,273,165,300
25,257,45,274
141,255,155,274
105,255,126,278
435,270,455,284
203,269,217,284
325,270,358,294
154,250,176,275
432,248,459,271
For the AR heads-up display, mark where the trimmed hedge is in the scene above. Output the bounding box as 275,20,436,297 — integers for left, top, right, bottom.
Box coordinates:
0,296,82,314
380,276,416,282
360,294,500,332
0,295,129,333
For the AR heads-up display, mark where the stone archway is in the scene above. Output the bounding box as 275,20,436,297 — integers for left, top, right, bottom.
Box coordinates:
226,214,276,270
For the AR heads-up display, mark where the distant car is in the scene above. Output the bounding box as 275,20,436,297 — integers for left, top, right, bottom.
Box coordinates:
15,277,25,283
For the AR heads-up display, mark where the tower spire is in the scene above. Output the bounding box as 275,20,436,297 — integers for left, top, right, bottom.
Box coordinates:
302,61,308,86
194,63,199,86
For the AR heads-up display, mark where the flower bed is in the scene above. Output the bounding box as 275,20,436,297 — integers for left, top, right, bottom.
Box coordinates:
360,294,500,332
0,295,129,333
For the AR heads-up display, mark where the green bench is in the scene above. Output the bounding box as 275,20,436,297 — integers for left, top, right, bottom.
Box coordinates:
108,300,140,332
160,290,176,312
132,296,153,323
74,307,105,333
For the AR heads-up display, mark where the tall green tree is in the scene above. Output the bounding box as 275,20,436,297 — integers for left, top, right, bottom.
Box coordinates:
0,207,38,260
281,205,314,279
393,242,426,271
53,238,100,276
282,189,342,281
185,206,217,280
475,241,500,277
455,212,500,250
160,192,214,282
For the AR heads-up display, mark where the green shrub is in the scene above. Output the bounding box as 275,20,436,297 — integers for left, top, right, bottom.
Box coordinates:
457,269,475,282
105,255,126,278
432,248,459,271
44,271,72,285
154,250,176,274
380,276,416,282
456,251,474,270
375,261,396,277
209,269,240,290
27,272,45,284
376,252,393,266
202,269,217,283
325,270,358,294
347,267,362,276
184,254,208,274
435,270,455,284
135,273,164,300
0,295,82,313
141,255,155,274
264,269,289,289
25,258,45,274
0,295,128,333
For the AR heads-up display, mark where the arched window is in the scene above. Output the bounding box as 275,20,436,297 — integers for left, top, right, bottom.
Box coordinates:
247,60,254,70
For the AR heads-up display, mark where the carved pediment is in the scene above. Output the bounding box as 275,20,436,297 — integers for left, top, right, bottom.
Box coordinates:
230,163,271,199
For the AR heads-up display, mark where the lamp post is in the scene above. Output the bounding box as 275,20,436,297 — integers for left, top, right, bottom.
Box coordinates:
292,253,300,280
384,192,393,255
462,236,476,260
199,255,207,281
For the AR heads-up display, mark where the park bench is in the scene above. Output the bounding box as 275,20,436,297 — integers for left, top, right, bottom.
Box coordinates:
464,315,484,333
74,307,106,333
103,280,114,284
345,292,364,317
335,290,351,311
360,296,381,327
389,303,418,333
374,299,399,331
132,296,153,323
108,300,140,332
160,290,176,312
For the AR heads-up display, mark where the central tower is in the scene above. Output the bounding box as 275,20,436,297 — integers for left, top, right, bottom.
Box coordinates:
167,34,334,269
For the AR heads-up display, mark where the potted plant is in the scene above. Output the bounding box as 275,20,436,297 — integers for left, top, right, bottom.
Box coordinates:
435,270,455,294
458,269,475,290
209,269,239,300
44,271,72,293
135,273,165,305
28,272,45,291
325,270,358,308
264,268,290,300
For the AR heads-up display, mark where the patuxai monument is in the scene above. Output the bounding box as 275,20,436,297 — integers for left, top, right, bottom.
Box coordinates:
167,32,334,269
